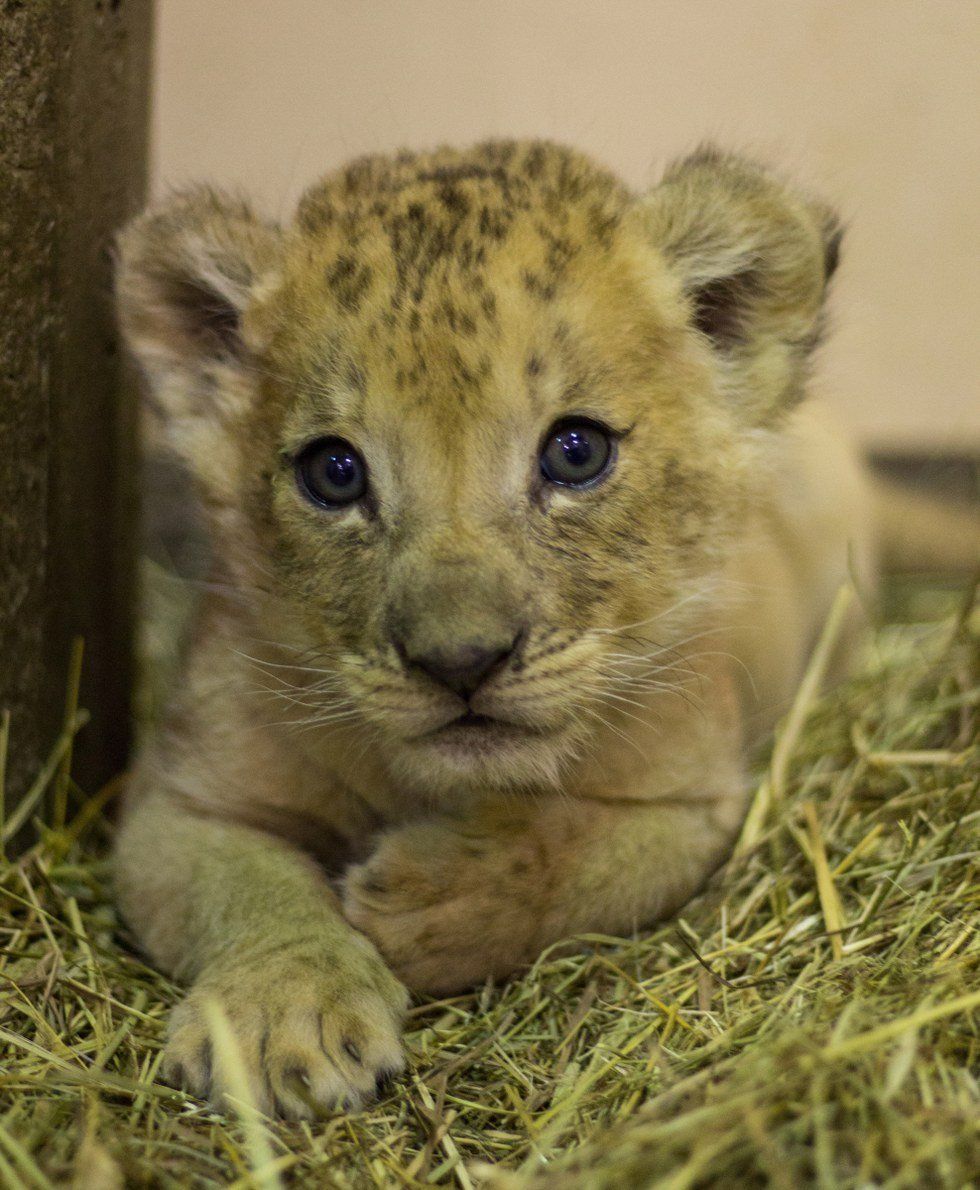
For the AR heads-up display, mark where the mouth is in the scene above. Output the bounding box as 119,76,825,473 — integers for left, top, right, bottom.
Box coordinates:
421,708,541,748
399,704,569,788
451,711,499,729
431,710,522,737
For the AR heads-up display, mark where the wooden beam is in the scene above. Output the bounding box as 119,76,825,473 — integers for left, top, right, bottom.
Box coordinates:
0,0,153,828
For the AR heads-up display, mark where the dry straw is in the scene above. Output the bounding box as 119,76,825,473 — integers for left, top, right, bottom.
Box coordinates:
0,584,977,1186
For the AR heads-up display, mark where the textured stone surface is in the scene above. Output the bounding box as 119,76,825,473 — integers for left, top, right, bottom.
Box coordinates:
0,0,152,816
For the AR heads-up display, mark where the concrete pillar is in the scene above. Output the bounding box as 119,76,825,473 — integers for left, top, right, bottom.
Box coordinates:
0,0,153,825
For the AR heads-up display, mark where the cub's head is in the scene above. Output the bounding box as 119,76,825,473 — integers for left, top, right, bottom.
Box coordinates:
119,141,839,795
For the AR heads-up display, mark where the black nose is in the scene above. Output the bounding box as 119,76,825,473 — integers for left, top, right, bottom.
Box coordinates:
402,637,519,699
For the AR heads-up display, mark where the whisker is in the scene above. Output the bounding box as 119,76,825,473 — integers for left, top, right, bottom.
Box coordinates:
249,682,350,711
271,706,363,731
600,624,733,663
598,657,700,681
576,687,665,733
153,574,266,603
574,684,652,713
575,703,651,766
238,637,341,666
589,591,709,637
594,671,697,698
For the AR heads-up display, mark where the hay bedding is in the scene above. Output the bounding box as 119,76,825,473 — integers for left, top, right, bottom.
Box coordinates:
0,586,977,1189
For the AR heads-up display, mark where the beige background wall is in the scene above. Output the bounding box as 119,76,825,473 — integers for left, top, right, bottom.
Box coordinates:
153,0,979,453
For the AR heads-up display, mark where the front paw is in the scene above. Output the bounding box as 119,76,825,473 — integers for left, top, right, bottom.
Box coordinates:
162,937,408,1120
342,822,543,993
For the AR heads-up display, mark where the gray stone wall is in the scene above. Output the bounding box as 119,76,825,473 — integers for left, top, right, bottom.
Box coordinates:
0,0,152,818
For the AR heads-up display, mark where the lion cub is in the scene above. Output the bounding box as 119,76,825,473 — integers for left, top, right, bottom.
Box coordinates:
115,141,873,1118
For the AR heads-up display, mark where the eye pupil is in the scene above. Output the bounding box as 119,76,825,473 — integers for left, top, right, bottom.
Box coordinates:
296,437,367,507
560,430,592,468
540,420,613,487
325,451,357,487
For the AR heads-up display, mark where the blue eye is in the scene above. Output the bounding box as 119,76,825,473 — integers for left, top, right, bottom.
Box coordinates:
295,437,367,507
540,420,614,487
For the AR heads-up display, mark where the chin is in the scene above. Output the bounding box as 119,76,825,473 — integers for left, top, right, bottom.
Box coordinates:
390,718,577,798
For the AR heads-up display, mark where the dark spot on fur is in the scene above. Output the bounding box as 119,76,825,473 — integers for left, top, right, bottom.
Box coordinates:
296,195,336,232
326,254,373,314
522,270,557,302
344,361,366,393
438,184,469,216
459,239,479,271
525,353,544,378
524,143,547,179
440,300,458,332
587,202,620,246
328,254,356,284
479,205,510,241
447,346,475,389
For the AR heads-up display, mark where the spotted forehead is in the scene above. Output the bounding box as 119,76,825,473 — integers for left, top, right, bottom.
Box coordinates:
295,141,630,249
266,142,667,443
283,143,627,323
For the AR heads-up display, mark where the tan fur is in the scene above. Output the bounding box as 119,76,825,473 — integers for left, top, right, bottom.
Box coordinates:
115,141,878,1118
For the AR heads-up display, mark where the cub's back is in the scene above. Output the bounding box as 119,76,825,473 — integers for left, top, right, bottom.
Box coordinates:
722,400,875,734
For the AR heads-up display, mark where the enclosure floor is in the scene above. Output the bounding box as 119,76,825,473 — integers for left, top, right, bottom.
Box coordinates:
1,588,978,1188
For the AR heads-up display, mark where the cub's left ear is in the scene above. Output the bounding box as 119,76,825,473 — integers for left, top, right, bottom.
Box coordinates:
642,147,842,419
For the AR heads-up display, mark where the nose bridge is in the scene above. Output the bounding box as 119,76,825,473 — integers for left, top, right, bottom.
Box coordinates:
388,517,525,658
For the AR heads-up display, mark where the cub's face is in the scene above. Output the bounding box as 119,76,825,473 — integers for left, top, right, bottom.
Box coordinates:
119,142,837,794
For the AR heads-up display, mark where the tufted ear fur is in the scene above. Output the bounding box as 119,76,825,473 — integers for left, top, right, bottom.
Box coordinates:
643,147,842,421
115,188,282,487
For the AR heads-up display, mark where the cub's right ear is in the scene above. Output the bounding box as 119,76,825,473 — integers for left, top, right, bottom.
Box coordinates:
115,186,282,407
